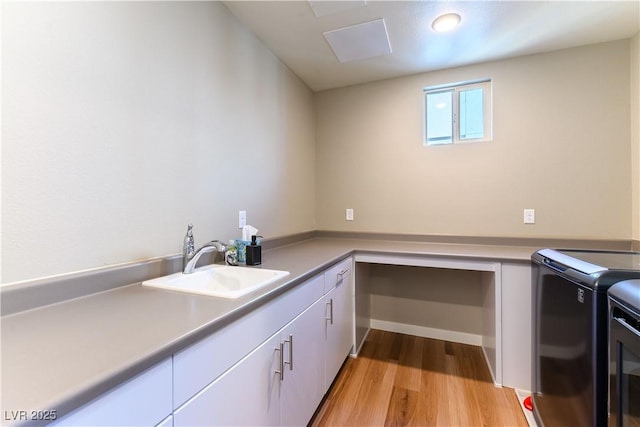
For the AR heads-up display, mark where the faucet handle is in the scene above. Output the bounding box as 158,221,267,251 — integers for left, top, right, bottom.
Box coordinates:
184,224,195,257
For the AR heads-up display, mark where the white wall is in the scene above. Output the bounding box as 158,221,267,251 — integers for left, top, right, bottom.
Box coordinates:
315,41,632,240
1,2,316,283
2,3,636,284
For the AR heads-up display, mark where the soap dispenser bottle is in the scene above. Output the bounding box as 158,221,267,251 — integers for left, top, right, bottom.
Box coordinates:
246,235,262,266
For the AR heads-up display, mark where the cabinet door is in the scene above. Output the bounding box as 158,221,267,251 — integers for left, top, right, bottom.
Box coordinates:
324,273,354,391
173,333,281,427
280,298,325,427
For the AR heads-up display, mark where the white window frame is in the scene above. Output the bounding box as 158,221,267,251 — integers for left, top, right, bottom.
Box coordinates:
423,79,493,146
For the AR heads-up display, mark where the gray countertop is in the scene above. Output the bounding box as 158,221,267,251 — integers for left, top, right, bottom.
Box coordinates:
0,236,551,423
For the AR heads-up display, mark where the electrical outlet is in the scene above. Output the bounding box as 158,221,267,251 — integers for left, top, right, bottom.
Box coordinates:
346,209,354,221
524,209,535,224
239,210,247,228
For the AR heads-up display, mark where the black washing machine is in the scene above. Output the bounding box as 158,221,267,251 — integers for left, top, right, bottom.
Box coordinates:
608,279,640,427
531,249,640,427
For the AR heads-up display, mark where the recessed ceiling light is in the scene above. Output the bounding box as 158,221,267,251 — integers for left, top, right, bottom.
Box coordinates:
432,13,461,32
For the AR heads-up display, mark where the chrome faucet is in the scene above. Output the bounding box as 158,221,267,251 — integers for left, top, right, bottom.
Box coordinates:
182,224,227,274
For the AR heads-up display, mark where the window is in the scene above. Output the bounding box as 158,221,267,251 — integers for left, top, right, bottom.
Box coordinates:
424,80,492,145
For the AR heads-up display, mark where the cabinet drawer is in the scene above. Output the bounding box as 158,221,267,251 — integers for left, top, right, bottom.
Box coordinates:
173,273,324,408
52,358,172,427
323,257,352,293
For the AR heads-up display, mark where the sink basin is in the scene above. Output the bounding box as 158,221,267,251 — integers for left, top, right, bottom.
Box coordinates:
142,265,290,299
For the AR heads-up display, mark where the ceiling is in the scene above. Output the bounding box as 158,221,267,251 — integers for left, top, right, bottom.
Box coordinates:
223,1,640,92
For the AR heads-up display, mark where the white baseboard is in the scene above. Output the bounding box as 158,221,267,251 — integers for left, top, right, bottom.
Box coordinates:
370,319,482,346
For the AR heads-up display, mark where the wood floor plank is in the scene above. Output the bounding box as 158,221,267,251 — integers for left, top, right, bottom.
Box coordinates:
457,349,494,425
394,334,423,392
422,337,446,373
311,330,528,427
321,353,371,425
440,354,470,426
354,358,397,426
345,331,398,426
415,369,444,425
313,358,359,426
388,332,404,362
384,386,418,427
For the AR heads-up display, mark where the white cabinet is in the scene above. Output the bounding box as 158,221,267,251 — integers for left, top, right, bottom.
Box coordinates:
174,289,326,427
59,257,355,427
280,298,325,427
323,257,354,391
173,274,324,409
173,332,282,427
52,358,172,427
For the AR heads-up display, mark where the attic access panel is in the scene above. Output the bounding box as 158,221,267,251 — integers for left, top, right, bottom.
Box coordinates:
323,18,392,63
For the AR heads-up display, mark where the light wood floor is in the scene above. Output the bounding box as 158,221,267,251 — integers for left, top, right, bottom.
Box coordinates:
310,329,528,427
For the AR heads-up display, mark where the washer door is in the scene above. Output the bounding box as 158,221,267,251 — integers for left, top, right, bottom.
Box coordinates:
533,264,595,427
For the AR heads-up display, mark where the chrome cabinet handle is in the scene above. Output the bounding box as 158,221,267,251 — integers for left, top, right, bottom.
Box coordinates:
326,299,334,325
275,341,285,381
284,335,293,371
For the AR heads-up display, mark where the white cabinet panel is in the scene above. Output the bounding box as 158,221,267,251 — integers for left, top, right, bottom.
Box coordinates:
173,333,281,427
324,268,354,391
501,261,532,391
280,298,325,427
52,358,172,427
